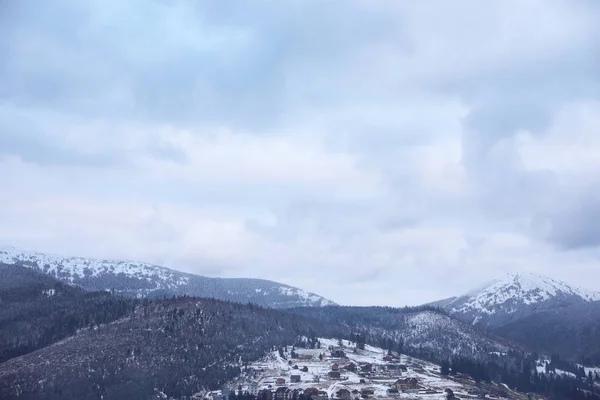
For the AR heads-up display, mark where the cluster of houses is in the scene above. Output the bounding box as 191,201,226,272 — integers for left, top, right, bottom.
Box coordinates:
256,386,329,400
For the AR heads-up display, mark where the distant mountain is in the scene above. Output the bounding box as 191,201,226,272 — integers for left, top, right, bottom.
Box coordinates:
431,272,600,329
289,306,518,358
0,246,335,309
495,301,600,365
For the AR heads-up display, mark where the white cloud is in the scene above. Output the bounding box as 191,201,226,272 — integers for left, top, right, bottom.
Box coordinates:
517,101,600,178
136,129,383,192
1,0,600,305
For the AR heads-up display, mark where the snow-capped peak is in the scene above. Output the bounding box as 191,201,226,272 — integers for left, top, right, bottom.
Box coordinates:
448,271,600,317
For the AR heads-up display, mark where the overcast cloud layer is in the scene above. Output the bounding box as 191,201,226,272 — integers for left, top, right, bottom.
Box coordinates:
2,0,600,305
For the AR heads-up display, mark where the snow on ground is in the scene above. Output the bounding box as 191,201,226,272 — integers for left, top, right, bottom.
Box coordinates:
578,365,600,376
230,338,494,400
586,367,600,375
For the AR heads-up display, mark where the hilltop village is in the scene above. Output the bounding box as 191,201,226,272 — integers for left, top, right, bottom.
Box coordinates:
200,339,526,400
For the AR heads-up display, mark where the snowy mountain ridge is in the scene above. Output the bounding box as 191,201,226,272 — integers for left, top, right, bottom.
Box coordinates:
0,245,191,288
449,272,600,313
0,245,335,308
434,272,600,328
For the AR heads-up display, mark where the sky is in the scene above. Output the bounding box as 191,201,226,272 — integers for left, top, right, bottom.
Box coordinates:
1,0,600,306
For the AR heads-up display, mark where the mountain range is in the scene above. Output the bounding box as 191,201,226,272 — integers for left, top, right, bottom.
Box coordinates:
1,245,600,399
0,246,335,309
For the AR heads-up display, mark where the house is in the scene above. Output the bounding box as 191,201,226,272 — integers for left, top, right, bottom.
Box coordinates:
258,390,274,400
302,366,309,372
331,363,340,371
386,364,402,374
393,378,419,392
361,388,375,396
276,378,286,386
248,382,259,396
343,363,356,372
291,375,301,383
336,389,351,400
332,350,346,358
304,388,320,398
291,389,304,400
275,387,289,400
360,363,373,373
383,355,393,362
328,371,341,379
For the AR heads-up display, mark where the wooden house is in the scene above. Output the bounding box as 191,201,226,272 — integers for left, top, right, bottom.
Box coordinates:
328,371,341,379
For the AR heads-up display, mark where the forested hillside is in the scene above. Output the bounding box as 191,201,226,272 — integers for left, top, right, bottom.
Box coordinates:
289,305,518,359
0,297,348,400
495,301,600,365
0,264,135,363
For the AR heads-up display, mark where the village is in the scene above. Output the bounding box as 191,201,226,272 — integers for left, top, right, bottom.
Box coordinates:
200,338,525,400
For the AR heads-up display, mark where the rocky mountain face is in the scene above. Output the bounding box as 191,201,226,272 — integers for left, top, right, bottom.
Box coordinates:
0,246,335,309
432,272,600,329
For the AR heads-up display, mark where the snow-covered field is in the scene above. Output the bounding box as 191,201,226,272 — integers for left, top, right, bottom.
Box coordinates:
227,338,499,400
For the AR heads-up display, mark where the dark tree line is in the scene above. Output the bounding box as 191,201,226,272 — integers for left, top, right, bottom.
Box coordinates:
0,264,136,363
435,353,600,400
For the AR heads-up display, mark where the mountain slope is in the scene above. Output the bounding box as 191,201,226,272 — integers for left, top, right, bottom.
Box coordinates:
0,246,335,308
289,306,518,358
0,297,348,400
435,272,600,329
0,263,135,363
495,301,600,365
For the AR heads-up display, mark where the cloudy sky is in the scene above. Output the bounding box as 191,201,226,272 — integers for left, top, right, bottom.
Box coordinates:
2,0,600,306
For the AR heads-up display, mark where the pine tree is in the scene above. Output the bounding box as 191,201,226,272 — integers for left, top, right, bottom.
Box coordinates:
441,360,450,376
